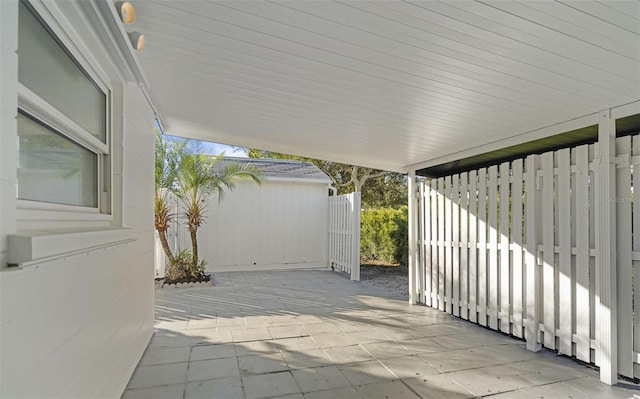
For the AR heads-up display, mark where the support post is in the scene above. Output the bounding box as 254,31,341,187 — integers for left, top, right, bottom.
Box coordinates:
408,170,418,304
350,192,361,281
596,109,618,385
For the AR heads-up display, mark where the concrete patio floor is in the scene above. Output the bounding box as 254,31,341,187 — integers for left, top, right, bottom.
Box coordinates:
123,270,639,399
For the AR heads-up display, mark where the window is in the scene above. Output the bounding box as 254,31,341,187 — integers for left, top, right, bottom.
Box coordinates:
17,1,109,210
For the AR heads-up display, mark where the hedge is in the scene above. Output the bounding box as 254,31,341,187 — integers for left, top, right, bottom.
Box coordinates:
360,206,408,265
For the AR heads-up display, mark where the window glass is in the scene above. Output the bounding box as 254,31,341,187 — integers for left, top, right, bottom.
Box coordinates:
18,2,106,142
17,112,98,208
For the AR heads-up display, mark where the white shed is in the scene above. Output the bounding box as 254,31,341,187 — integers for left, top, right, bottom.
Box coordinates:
175,158,333,273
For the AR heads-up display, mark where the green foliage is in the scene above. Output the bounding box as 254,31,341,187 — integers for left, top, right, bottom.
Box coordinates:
245,148,406,208
360,206,408,265
361,173,408,209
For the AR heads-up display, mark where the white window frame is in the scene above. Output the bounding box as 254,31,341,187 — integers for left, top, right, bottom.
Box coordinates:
17,0,113,220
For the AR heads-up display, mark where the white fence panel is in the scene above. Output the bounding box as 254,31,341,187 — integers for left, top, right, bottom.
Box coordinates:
329,192,361,281
416,133,640,380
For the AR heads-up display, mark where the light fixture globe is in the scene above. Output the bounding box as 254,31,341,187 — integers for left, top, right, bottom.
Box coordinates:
115,1,136,24
128,31,145,51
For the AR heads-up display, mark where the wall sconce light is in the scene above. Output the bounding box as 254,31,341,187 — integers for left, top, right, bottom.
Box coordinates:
128,31,145,51
115,1,136,24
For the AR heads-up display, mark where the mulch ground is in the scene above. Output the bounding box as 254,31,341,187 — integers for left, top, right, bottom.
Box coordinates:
359,263,409,298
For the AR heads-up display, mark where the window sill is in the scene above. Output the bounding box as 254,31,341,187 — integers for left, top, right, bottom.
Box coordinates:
7,227,135,267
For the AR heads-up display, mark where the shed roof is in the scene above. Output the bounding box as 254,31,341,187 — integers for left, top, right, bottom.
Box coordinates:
214,157,332,184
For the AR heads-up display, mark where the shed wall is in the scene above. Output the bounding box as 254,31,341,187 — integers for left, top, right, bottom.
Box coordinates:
198,180,329,272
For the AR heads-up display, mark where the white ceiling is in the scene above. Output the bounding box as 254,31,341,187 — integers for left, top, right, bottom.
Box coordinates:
132,1,640,172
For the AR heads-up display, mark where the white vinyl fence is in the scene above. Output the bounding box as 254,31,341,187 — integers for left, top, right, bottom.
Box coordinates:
329,192,361,280
156,190,361,279
415,134,640,380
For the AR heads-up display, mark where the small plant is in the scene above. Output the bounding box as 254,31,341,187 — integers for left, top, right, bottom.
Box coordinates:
165,249,209,284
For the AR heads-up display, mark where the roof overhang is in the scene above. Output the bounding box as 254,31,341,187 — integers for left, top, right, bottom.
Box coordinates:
128,1,639,173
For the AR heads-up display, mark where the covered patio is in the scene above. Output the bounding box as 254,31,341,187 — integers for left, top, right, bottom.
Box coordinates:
123,270,637,399
1,1,639,397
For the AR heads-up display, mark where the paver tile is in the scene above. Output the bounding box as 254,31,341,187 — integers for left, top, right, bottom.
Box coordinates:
360,341,411,359
238,353,288,375
355,380,420,398
446,367,521,396
242,371,301,399
234,340,280,357
379,355,439,379
191,329,234,345
272,337,319,352
232,326,272,342
337,360,396,386
127,362,188,389
186,358,240,382
302,386,363,399
323,345,375,364
268,325,308,339
280,349,333,369
185,377,244,399
291,365,351,393
402,375,475,399
190,343,236,361
139,346,191,366
122,383,185,399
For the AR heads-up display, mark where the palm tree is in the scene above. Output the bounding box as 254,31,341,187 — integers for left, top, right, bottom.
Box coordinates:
154,131,183,265
176,146,261,272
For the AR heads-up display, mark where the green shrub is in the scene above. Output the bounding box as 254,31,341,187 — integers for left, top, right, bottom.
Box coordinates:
360,206,408,265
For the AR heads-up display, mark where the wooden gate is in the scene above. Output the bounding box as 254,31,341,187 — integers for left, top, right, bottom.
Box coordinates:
329,192,361,280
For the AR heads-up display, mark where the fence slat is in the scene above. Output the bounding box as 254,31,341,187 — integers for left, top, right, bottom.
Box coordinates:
477,168,488,326
616,136,633,377
511,159,524,338
460,173,469,320
633,136,640,379
418,182,425,303
588,143,597,365
542,151,556,350
575,145,591,362
445,176,453,314
438,177,446,312
488,165,499,330
525,155,542,351
468,170,478,323
423,181,432,306
452,174,461,317
431,181,439,308
558,148,572,356
499,162,511,334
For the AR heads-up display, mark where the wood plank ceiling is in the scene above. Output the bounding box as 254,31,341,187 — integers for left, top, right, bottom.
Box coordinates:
132,1,640,172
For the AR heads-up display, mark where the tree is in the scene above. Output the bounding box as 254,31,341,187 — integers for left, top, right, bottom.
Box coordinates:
361,172,408,209
176,144,261,273
154,131,182,265
244,148,406,208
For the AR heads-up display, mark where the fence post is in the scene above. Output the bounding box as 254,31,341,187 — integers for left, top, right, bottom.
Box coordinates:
350,192,361,281
408,170,417,304
595,109,618,385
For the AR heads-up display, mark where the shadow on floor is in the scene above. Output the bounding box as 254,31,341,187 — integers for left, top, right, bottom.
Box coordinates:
123,270,639,399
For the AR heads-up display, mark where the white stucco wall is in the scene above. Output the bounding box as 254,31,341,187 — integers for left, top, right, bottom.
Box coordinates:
0,2,155,398
196,180,329,272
